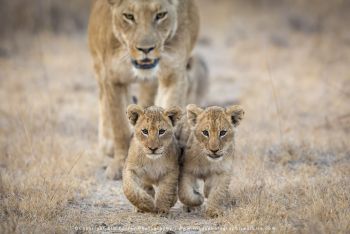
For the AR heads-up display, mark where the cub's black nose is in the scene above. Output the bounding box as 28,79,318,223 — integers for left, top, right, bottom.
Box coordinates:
148,147,158,153
210,149,219,154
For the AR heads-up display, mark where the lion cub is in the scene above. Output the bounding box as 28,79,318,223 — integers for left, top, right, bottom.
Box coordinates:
123,104,182,214
178,104,244,218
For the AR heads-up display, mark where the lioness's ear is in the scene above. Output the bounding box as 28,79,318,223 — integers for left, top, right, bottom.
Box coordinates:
165,106,183,126
186,104,203,126
226,105,244,127
127,104,144,126
107,0,122,6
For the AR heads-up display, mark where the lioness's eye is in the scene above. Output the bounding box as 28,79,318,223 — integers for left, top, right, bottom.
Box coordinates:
123,13,135,21
220,130,227,137
155,12,168,21
202,130,209,137
141,129,148,135
159,129,166,135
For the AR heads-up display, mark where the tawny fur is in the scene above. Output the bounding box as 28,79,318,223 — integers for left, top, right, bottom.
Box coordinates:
88,0,199,180
123,104,182,214
178,104,244,218
175,54,209,150
186,54,209,106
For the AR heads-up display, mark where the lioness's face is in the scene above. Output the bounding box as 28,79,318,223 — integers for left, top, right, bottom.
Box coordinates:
187,105,244,162
127,105,182,160
108,0,178,78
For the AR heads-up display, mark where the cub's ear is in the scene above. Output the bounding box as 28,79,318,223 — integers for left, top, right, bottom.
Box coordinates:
225,105,244,127
186,104,204,127
107,0,122,6
127,104,144,126
165,106,183,126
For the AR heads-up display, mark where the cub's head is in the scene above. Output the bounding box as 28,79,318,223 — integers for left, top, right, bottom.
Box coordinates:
127,104,182,159
187,104,244,162
107,0,179,79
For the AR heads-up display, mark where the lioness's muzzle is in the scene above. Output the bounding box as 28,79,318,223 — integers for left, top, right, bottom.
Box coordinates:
208,154,223,159
131,58,160,70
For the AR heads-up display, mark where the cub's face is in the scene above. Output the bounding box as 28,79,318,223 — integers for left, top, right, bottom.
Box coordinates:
187,105,244,162
127,105,182,160
107,0,179,79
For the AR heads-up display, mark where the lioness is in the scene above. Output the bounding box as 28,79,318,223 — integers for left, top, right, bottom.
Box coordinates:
178,104,244,218
88,0,199,179
123,104,182,213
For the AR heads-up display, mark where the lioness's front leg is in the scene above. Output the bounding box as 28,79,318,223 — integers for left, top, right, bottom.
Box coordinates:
102,81,131,180
178,172,204,207
156,70,188,108
138,80,158,108
155,170,179,214
206,174,231,218
98,81,114,158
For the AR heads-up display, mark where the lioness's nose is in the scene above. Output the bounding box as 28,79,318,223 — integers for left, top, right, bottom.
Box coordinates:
136,46,155,54
210,149,219,154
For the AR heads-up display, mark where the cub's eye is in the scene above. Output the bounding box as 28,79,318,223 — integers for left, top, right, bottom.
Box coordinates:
219,130,227,137
123,13,135,21
155,11,168,21
141,129,148,135
202,130,209,137
159,129,166,135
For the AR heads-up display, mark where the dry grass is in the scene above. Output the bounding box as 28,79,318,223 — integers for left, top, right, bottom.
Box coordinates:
0,34,99,232
1,0,350,233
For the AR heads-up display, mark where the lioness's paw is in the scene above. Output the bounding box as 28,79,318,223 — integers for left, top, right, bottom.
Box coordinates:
99,138,114,158
105,164,123,180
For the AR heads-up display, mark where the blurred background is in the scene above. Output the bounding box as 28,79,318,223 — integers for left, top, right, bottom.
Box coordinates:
0,0,349,232
0,0,91,36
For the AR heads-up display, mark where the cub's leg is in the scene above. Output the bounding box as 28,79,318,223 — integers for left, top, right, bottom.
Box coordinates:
204,177,214,198
123,169,156,213
142,184,155,198
102,81,131,180
178,172,204,207
138,80,158,108
155,170,179,214
206,174,231,218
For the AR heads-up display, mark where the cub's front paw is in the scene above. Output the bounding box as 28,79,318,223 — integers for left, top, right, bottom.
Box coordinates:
179,191,204,207
190,191,204,207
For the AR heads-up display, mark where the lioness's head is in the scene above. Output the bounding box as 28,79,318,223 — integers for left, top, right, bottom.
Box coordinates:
127,104,182,159
108,0,179,78
187,104,244,162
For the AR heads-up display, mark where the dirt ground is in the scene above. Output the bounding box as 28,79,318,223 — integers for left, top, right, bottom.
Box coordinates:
1,0,350,233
